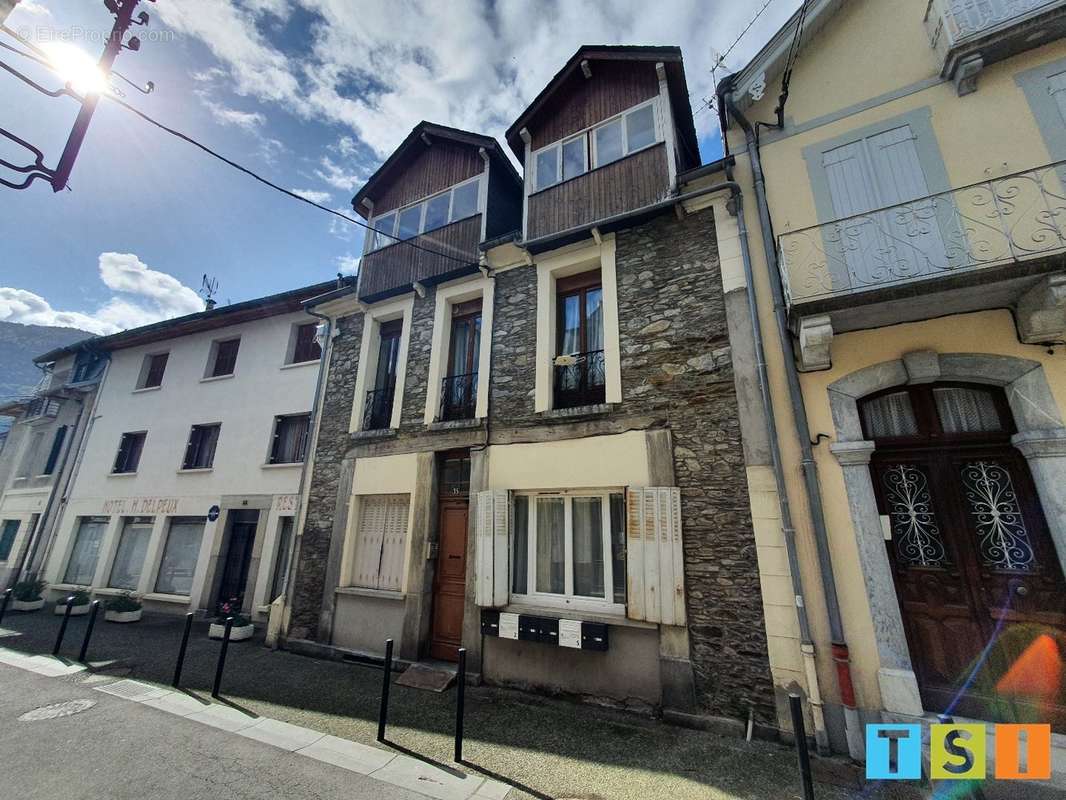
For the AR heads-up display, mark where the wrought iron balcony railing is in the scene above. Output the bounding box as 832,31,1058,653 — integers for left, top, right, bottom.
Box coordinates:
927,0,1062,48
553,350,606,409
439,372,478,422
363,386,395,431
778,160,1066,306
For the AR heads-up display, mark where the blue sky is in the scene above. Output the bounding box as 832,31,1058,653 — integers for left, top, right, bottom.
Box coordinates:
0,0,799,335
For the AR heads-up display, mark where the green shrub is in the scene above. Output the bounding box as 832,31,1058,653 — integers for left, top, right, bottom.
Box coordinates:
67,590,91,606
12,580,45,602
106,592,142,612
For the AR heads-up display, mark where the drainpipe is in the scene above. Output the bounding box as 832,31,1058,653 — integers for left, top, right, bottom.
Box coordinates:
276,304,334,646
724,86,863,761
724,162,828,754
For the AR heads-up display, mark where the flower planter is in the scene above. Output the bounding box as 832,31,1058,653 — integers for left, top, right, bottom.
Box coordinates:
104,609,142,623
209,622,254,642
11,598,44,612
54,602,91,616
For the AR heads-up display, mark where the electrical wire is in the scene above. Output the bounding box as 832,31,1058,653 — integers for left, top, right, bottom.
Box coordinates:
0,27,474,266
693,0,779,118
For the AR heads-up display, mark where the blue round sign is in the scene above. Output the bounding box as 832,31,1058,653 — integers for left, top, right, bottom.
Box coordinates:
208,505,220,522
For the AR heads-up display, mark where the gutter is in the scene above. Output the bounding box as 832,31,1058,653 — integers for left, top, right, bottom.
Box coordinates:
723,83,863,761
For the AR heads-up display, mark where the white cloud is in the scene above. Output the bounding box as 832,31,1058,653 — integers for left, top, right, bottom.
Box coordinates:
201,97,266,130
336,254,360,276
0,253,203,336
156,0,801,163
314,156,366,192
292,188,333,204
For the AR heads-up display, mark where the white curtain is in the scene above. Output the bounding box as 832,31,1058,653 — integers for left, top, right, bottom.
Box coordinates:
572,497,604,598
535,498,565,594
862,391,918,438
933,386,1002,433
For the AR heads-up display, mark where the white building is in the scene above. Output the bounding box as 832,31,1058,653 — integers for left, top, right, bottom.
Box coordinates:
40,281,337,619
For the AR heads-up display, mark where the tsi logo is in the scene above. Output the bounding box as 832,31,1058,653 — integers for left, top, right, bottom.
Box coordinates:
866,723,1052,781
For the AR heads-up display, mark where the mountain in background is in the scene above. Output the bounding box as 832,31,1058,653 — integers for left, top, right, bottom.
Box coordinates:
0,320,93,432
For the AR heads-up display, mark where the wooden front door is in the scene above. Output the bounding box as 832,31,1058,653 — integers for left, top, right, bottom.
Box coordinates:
216,510,259,611
864,383,1066,728
429,453,470,662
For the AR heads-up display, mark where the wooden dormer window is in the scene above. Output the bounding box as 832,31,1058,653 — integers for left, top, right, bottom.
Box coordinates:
367,175,482,252
531,99,660,192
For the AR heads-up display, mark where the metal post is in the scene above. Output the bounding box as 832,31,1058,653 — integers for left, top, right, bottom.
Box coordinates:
0,588,11,626
454,647,467,762
789,693,815,800
77,600,100,663
377,638,394,743
211,616,234,698
172,612,194,688
52,595,74,656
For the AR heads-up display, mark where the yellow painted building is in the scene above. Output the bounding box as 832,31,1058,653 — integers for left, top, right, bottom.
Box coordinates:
705,0,1066,765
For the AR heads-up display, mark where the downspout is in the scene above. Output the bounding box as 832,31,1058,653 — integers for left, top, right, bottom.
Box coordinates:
275,303,334,647
724,162,828,754
724,85,863,761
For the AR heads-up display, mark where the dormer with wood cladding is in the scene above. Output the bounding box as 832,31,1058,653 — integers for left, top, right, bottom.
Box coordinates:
506,46,700,247
353,122,523,303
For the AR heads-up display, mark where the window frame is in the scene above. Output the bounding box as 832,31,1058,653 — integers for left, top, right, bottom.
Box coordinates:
206,337,241,379
138,352,169,389
107,516,154,590
508,489,625,616
154,516,206,596
268,413,311,465
365,175,483,253
289,322,322,365
112,430,147,474
42,425,68,476
63,516,108,586
858,382,1015,447
182,423,221,470
0,519,20,561
529,98,662,193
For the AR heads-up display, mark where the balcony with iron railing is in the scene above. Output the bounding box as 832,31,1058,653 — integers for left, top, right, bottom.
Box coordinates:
439,372,478,422
553,350,606,410
779,160,1066,315
925,0,1066,91
362,386,395,431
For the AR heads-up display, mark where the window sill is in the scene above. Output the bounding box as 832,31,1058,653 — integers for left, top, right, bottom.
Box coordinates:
540,403,614,420
200,374,235,384
281,360,318,370
92,587,128,597
108,471,138,478
50,583,87,593
427,418,484,432
142,592,190,604
261,462,303,469
335,586,406,602
351,428,397,442
132,386,162,394
176,468,213,474
501,602,653,630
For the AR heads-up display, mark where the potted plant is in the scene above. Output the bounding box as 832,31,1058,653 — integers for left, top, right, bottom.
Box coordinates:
11,580,46,612
104,592,142,623
54,589,92,616
209,598,254,642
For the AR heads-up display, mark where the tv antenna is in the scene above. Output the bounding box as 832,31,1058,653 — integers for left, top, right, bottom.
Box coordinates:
200,274,219,310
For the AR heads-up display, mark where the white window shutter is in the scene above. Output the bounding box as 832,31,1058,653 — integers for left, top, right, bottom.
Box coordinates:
352,497,387,589
475,489,509,607
377,496,409,592
626,487,686,625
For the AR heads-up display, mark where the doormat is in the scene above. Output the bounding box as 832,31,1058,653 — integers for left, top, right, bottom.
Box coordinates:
395,662,457,692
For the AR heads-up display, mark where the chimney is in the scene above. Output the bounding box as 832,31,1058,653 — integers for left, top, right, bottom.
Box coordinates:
205,298,217,311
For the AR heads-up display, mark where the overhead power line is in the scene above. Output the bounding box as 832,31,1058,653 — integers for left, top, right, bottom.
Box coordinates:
695,0,780,119
0,26,473,265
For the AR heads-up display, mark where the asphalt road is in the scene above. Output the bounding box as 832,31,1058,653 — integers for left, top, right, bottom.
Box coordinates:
0,662,423,800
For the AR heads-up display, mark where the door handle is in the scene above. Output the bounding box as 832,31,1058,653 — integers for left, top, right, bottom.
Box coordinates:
1015,584,1029,597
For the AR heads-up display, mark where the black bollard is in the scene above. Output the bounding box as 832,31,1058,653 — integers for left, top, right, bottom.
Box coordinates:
52,596,75,656
0,588,11,626
211,616,234,698
454,647,467,762
789,693,815,800
77,601,100,663
377,638,394,742
172,612,194,688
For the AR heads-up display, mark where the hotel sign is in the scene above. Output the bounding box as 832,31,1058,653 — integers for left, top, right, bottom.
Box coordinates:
101,497,180,515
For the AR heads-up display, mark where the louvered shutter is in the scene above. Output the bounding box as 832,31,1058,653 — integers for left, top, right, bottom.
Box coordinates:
625,487,686,625
352,497,388,589
377,496,409,591
475,489,509,607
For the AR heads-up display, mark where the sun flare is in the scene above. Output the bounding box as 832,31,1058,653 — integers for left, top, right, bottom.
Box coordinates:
42,42,109,96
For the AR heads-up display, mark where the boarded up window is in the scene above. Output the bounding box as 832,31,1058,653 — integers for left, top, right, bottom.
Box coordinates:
350,495,409,591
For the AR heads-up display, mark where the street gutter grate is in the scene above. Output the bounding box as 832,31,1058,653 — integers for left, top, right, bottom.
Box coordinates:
93,679,166,701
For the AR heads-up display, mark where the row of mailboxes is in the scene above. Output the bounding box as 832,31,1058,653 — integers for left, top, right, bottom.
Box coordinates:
480,610,609,651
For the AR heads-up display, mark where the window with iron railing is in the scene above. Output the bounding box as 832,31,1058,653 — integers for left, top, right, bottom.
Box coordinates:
440,300,481,421
364,319,402,430
554,271,606,409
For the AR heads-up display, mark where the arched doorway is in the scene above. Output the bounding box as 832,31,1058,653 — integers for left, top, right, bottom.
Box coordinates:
861,382,1066,726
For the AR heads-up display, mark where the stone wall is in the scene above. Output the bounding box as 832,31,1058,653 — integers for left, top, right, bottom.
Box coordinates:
289,312,363,640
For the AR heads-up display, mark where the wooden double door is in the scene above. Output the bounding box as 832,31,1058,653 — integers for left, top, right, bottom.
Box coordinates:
865,383,1066,728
